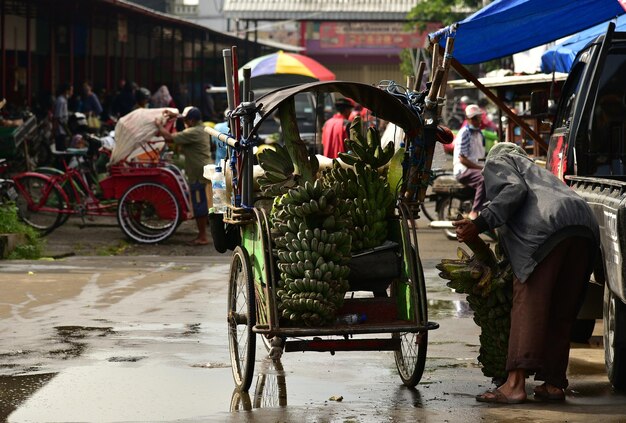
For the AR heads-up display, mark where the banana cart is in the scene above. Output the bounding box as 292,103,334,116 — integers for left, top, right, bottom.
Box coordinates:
208,75,453,392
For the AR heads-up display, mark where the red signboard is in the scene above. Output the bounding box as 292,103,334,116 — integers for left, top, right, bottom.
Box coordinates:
319,22,441,49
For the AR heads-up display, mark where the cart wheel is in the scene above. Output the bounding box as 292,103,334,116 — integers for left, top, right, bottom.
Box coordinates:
253,358,287,408
228,246,257,391
392,245,428,387
117,182,180,244
14,175,65,235
229,388,252,412
393,328,428,387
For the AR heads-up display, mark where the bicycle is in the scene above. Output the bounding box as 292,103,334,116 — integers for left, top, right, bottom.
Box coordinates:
13,130,190,243
13,144,117,235
0,159,18,205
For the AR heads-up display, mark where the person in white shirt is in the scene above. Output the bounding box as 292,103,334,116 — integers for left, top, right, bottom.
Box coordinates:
452,104,486,220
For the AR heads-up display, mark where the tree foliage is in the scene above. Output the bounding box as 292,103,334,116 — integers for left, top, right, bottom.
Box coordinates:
407,0,485,28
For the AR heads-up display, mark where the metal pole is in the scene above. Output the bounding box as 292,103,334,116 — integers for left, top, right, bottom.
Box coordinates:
242,67,253,206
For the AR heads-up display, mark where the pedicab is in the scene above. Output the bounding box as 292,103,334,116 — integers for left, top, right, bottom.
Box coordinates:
207,65,453,391
13,108,191,244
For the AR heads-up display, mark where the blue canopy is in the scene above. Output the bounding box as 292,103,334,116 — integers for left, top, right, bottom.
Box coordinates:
431,0,625,65
541,15,626,73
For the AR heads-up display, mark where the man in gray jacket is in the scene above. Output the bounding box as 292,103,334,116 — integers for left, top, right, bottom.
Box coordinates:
454,142,599,404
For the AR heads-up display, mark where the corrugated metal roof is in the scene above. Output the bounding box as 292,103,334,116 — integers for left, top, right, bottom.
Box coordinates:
223,0,419,21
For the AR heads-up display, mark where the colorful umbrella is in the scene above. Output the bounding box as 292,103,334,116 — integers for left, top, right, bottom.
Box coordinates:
240,51,335,81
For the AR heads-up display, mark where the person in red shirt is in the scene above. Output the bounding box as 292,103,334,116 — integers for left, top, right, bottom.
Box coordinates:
322,98,354,158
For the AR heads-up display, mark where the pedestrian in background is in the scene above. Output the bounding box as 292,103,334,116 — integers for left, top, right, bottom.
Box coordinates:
53,82,73,151
155,107,212,246
82,81,103,130
452,104,486,220
454,142,599,404
321,98,353,159
151,85,176,109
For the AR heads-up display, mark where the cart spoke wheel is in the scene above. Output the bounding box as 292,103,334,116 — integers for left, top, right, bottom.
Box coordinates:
14,175,65,234
253,358,287,408
117,182,180,244
393,330,428,387
228,246,256,391
437,196,465,239
391,240,429,387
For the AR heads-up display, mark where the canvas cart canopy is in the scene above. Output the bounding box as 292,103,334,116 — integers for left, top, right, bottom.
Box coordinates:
428,0,626,153
431,0,626,65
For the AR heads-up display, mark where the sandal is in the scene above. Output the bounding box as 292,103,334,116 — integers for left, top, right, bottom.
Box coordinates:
475,389,526,404
533,385,565,401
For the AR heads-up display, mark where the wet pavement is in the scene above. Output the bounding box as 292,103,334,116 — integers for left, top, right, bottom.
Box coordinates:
2,227,626,422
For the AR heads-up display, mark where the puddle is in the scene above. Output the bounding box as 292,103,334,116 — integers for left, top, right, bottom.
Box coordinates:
0,373,56,422
428,299,473,319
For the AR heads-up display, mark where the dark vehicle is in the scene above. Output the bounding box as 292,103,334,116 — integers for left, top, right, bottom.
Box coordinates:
545,22,626,389
253,88,335,155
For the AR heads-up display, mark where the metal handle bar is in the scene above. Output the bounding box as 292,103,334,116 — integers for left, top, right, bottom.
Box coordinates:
204,126,239,150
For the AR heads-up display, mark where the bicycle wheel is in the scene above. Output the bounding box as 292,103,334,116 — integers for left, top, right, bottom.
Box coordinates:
228,246,257,391
117,182,180,244
14,175,65,235
392,246,428,387
419,193,437,222
437,196,462,239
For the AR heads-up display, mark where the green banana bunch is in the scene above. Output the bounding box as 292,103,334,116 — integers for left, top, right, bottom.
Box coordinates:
321,161,394,252
271,180,352,327
437,240,513,381
338,116,395,169
256,143,319,197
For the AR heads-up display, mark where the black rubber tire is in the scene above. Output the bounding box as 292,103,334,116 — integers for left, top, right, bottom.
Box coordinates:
437,196,462,240
419,193,437,222
229,388,252,411
14,175,65,235
604,284,626,390
228,246,257,391
570,319,596,343
117,182,180,244
392,245,428,387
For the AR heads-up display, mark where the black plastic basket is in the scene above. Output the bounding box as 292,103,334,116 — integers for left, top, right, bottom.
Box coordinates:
347,240,402,293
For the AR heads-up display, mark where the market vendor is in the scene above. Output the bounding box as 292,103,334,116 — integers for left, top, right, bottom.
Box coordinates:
453,142,599,404
155,106,212,246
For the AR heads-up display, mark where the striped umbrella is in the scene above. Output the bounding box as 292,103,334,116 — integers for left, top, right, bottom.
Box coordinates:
239,51,335,81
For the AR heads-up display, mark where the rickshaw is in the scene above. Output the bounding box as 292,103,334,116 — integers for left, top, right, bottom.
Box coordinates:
208,78,445,391
12,108,191,244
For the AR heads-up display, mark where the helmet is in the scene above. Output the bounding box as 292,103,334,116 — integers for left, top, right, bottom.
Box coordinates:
465,104,482,119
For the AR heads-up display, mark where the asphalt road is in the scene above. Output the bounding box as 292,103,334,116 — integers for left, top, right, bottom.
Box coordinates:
1,217,625,422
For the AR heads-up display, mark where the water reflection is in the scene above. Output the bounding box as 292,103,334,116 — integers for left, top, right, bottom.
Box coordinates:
428,299,473,319
230,357,287,412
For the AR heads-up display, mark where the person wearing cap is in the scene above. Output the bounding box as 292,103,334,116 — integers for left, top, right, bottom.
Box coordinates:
453,142,599,404
322,97,354,159
452,104,486,220
155,106,212,246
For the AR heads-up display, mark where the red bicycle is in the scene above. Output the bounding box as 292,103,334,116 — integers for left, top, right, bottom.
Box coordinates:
12,110,192,244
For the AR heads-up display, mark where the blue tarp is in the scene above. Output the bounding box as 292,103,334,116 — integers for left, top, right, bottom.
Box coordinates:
541,15,626,73
431,0,625,65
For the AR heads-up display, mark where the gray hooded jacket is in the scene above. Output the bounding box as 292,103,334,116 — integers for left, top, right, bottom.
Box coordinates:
473,143,599,282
